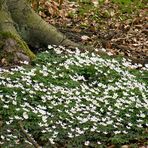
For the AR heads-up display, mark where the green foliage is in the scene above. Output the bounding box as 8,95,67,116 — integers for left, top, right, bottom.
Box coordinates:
0,47,147,147
111,0,146,13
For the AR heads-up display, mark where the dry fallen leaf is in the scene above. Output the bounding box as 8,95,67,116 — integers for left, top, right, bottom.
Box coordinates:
91,0,99,7
81,35,90,41
1,58,7,65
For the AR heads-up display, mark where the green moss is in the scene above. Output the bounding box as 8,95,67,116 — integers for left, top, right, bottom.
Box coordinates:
0,31,36,60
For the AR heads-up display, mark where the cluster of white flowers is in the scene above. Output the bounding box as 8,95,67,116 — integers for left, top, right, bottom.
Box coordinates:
0,45,147,146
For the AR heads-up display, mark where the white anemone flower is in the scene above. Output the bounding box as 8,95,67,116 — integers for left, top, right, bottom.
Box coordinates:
23,112,29,119
84,141,90,146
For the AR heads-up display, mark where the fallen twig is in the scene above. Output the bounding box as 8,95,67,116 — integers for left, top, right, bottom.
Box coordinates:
18,121,41,148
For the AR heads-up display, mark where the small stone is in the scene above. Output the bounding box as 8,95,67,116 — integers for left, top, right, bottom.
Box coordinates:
5,38,17,47
16,52,30,62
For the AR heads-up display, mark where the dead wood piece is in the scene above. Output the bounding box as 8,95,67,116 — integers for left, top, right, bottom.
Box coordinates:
18,121,41,148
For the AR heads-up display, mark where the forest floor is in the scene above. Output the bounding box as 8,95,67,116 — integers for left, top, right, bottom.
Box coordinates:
38,0,148,66
0,1,147,148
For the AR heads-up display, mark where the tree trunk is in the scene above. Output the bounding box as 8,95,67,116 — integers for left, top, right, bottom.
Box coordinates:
0,0,36,65
0,0,79,66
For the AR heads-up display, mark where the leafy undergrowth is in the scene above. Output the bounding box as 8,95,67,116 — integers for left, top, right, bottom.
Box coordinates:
0,46,148,147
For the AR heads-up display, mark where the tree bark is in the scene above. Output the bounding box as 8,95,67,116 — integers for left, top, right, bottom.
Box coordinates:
7,0,78,48
0,0,79,66
0,0,36,65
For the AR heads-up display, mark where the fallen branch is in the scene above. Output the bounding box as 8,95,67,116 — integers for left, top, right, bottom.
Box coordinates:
18,121,40,148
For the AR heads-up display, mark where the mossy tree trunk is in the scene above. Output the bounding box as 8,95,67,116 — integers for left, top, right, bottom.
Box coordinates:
0,0,79,66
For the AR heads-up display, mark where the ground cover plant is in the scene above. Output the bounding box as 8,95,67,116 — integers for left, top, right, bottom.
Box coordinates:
0,46,148,147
